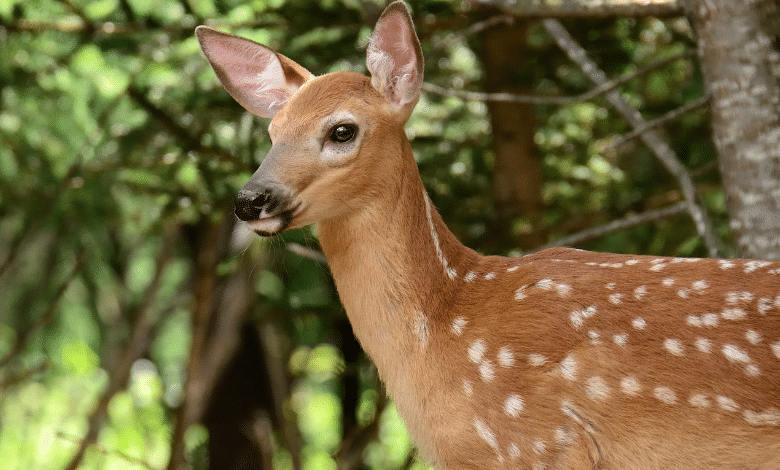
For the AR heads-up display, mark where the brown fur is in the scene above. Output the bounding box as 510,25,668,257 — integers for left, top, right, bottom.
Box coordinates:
198,3,780,468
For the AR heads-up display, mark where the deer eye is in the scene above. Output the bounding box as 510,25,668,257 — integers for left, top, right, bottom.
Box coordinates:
329,124,357,143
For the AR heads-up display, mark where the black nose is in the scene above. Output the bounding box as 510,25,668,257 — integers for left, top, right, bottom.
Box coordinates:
234,183,284,221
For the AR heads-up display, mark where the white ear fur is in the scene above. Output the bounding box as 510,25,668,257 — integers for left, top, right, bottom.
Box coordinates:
366,2,423,117
196,26,313,118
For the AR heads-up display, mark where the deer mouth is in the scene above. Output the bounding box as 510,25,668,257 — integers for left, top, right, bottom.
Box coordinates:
246,203,302,236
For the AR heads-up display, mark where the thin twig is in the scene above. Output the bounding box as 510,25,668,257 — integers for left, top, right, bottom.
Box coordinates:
541,19,725,257
0,360,49,391
3,19,281,35
286,242,328,264
456,14,515,39
538,202,689,250
65,223,180,470
0,254,85,369
58,432,158,470
474,0,683,18
610,94,710,150
127,87,246,168
422,50,695,106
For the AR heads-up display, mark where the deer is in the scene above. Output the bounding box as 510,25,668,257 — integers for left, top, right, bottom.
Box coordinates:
195,2,780,469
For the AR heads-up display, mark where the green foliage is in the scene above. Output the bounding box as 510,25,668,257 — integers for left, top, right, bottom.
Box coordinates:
0,1,724,469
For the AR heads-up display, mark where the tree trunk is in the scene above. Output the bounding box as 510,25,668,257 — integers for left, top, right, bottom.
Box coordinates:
480,19,545,249
688,0,780,259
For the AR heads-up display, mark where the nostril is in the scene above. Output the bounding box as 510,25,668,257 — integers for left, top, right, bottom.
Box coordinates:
235,188,265,221
234,185,288,222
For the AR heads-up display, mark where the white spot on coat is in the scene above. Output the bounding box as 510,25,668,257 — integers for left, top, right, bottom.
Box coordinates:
504,394,524,417
468,339,486,364
746,329,762,344
662,278,675,286
497,346,515,367
687,315,702,327
536,278,554,290
689,393,710,408
654,386,677,404
608,293,623,304
451,317,467,336
664,338,684,356
555,427,575,446
717,395,740,412
634,285,647,300
613,333,628,347
479,360,495,382
462,379,473,396
758,297,772,315
585,376,610,401
484,272,496,280
464,271,476,282
632,317,646,330
722,344,751,363
702,313,719,327
588,330,600,344
474,417,499,451
745,364,761,376
692,280,710,292
722,308,747,321
561,355,577,380
507,443,521,459
744,409,780,425
719,260,735,270
528,353,547,366
515,285,529,301
620,376,641,396
771,341,780,359
745,260,771,273
532,439,546,454
414,310,429,347
726,291,753,304
556,283,572,297
695,337,712,353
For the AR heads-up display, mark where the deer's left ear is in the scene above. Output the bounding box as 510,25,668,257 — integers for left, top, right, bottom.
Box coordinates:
366,1,424,122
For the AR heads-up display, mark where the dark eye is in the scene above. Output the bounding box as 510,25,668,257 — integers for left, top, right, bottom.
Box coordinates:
329,124,357,143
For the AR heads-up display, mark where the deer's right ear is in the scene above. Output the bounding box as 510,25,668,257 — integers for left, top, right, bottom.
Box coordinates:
195,26,313,118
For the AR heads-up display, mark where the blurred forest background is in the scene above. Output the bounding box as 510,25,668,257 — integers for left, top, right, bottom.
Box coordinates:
1,0,779,469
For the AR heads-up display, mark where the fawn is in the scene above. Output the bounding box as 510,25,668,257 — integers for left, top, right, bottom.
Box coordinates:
196,2,780,469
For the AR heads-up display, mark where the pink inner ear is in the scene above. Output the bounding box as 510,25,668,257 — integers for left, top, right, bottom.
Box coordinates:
198,28,295,118
367,6,422,109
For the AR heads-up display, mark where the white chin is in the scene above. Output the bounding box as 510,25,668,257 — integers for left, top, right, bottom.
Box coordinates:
246,217,284,235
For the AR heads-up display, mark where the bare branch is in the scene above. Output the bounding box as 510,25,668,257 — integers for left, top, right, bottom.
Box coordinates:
3,19,281,35
541,18,725,257
0,254,85,369
58,432,158,470
422,50,695,106
286,242,328,264
65,223,180,470
610,94,710,150
456,14,515,38
0,360,49,391
127,87,247,168
539,201,689,250
473,0,683,18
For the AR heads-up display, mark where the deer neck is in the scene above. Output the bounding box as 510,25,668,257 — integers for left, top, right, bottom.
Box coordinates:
317,136,478,382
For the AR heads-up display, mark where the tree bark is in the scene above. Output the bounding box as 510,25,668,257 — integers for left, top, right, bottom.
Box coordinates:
687,0,780,259
471,0,682,18
480,19,545,249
